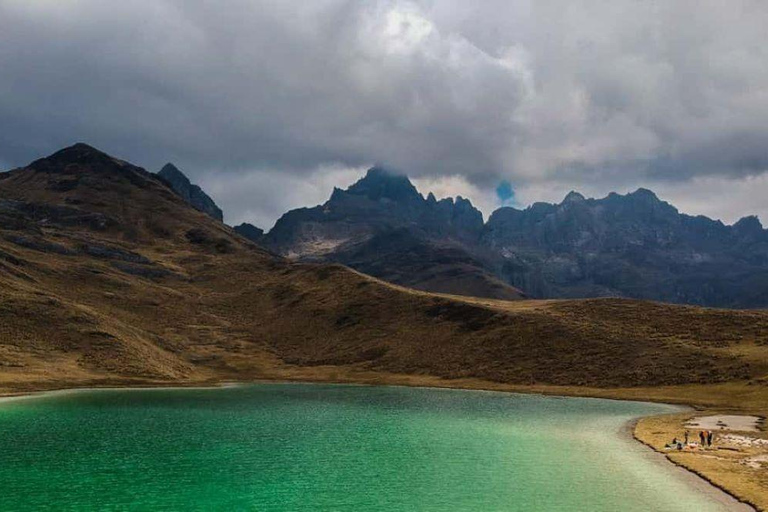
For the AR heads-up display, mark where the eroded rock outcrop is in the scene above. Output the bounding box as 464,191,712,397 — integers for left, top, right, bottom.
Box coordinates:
158,163,223,222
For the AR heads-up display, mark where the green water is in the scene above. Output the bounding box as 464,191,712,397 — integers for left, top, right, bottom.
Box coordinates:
0,384,732,511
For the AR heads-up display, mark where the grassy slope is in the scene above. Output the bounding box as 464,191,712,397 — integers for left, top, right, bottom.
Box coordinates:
1,144,767,508
1,145,767,393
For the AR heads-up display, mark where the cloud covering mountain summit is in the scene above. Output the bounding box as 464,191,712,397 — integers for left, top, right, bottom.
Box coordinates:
1,1,767,227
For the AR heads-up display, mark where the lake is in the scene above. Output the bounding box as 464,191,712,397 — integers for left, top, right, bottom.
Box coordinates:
0,383,737,511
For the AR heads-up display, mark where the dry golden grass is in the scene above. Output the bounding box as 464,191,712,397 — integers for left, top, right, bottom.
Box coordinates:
1,144,767,508
635,411,768,511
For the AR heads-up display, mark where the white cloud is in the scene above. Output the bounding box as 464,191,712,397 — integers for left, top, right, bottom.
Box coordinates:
1,0,767,226
199,164,366,230
512,175,768,227
412,175,497,221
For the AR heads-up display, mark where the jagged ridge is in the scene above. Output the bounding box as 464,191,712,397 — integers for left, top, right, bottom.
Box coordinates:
1,144,767,397
158,163,224,222
260,168,768,308
263,167,522,300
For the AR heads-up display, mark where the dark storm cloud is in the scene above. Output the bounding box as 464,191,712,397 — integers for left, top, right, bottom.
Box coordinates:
1,0,767,227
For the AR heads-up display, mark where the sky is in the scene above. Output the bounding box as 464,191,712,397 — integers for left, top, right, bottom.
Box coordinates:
1,0,767,229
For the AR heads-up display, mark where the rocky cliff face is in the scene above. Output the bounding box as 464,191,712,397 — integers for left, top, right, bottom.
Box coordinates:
263,167,524,300
483,189,768,307
3,144,766,394
157,163,223,221
266,167,485,254
233,223,264,243
260,168,768,307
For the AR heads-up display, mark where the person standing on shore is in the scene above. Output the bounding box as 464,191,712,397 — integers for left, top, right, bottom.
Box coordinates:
684,431,689,445
707,431,714,447
699,430,706,446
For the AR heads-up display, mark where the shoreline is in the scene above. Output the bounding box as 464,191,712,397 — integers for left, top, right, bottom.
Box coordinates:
626,418,755,512
0,377,757,511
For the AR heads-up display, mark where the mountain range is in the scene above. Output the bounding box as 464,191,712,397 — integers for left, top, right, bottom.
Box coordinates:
223,168,768,308
250,168,526,300
2,143,767,395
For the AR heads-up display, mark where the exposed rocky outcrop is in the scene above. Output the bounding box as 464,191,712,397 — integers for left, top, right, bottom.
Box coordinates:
234,223,264,244
483,189,768,307
4,234,74,255
79,243,151,264
261,169,768,307
185,228,233,254
0,198,114,231
157,163,223,221
262,167,524,300
111,261,177,280
2,143,767,397
266,167,486,254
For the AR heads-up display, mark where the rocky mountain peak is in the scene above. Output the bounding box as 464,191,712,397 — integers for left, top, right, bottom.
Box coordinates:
157,163,223,222
158,163,190,188
28,142,131,173
245,163,768,307
600,187,678,220
48,142,110,159
346,167,422,204
628,187,661,203
562,191,586,203
452,195,481,217
234,222,265,243
450,196,484,235
733,215,764,236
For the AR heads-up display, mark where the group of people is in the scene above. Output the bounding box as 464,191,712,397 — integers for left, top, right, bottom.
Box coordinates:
697,430,714,447
666,430,714,451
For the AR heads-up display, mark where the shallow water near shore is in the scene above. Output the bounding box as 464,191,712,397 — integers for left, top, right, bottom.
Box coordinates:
0,383,740,511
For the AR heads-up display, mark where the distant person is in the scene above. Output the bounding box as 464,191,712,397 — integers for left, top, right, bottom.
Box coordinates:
707,431,713,446
684,431,689,444
699,431,706,445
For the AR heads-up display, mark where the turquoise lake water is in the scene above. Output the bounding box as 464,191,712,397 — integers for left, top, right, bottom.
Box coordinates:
0,383,735,511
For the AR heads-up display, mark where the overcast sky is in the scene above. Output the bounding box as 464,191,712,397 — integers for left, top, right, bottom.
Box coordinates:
1,0,767,229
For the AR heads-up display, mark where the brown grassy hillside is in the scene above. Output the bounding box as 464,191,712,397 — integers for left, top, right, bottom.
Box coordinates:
1,144,767,395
